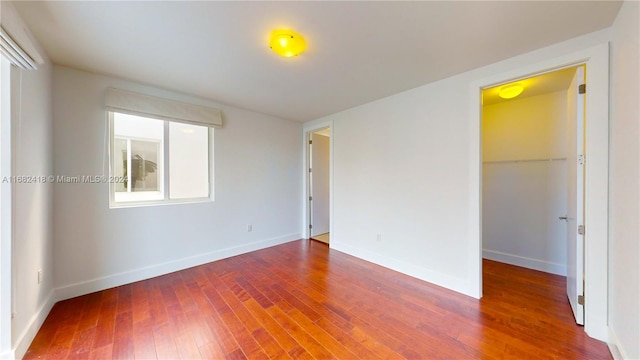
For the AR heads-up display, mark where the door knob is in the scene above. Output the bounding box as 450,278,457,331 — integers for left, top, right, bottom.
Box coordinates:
559,216,568,220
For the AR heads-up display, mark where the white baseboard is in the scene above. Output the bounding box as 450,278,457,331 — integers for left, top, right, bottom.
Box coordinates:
331,241,475,298
608,327,629,360
13,289,55,360
483,249,567,276
55,233,301,302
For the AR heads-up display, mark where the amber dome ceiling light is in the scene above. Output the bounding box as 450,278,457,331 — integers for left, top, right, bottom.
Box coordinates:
269,29,306,58
498,84,524,99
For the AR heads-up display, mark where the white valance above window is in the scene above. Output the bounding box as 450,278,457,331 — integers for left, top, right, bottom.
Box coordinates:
105,88,223,128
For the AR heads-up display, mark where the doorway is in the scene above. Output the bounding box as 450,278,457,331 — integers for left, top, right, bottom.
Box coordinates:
308,128,330,244
471,44,609,339
481,65,586,325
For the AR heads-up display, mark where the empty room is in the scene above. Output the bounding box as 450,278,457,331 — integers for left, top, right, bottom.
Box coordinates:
0,1,638,359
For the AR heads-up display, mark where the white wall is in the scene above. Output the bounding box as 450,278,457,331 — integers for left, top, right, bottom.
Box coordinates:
306,29,611,339
8,55,54,360
52,66,302,300
482,92,568,162
609,1,640,359
482,91,568,275
0,4,55,357
0,57,11,360
10,61,54,360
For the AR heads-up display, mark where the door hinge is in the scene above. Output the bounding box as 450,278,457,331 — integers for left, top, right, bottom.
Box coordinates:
309,224,312,229
579,84,586,94
309,140,312,145
578,294,585,305
578,154,585,166
578,225,585,235
309,168,312,173
309,196,312,201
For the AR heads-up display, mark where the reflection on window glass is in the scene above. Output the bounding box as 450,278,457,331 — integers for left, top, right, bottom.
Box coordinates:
114,138,127,193
112,113,164,202
129,140,160,192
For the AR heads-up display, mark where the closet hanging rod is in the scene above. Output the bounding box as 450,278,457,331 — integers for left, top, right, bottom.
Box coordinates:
482,157,567,164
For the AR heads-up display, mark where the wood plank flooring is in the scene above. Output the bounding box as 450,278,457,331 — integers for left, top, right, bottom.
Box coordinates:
24,240,611,359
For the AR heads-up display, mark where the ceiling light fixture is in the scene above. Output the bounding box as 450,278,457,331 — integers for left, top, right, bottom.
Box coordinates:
498,85,524,99
269,29,306,58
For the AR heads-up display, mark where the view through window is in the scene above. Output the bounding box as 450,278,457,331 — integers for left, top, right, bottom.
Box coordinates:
110,112,211,206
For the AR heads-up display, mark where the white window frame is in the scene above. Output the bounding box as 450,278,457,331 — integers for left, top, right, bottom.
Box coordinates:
108,111,215,208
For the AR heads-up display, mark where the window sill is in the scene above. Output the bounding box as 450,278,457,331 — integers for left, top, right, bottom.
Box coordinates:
109,197,213,209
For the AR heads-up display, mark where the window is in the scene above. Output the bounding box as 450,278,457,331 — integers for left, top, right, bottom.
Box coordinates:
109,112,212,206
105,88,221,207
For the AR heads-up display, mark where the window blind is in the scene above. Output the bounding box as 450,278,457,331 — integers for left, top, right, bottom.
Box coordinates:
0,27,37,70
105,88,223,128
1,3,44,70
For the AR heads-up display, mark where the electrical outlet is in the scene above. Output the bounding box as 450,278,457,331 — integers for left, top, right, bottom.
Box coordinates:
247,225,252,232
37,269,42,284
376,234,382,242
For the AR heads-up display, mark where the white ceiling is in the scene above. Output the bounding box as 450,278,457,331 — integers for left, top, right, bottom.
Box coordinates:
12,1,621,122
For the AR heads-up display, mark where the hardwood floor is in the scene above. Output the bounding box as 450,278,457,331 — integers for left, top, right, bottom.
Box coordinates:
25,240,611,359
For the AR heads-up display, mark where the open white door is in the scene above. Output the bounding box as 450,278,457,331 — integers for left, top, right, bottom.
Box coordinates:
565,66,585,325
310,131,330,238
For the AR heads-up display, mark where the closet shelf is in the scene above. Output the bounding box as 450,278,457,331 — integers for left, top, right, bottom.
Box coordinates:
483,157,567,164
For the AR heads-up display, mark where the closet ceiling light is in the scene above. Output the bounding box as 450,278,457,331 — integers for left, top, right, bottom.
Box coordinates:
498,85,524,99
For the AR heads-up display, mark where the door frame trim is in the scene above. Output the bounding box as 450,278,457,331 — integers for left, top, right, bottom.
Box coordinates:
469,43,610,341
302,121,333,241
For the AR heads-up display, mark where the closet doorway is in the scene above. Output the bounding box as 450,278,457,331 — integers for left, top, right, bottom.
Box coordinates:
481,65,586,325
